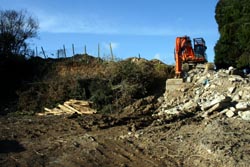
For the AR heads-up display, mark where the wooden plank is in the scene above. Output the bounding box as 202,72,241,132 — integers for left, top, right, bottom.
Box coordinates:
58,104,75,114
44,107,52,112
63,103,82,114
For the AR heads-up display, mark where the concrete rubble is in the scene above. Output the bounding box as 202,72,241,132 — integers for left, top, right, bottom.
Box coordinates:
156,66,250,121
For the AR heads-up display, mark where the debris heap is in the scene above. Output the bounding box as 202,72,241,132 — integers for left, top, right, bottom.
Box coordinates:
157,67,250,121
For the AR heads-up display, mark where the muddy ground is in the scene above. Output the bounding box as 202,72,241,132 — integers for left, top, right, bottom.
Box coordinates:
1,99,250,167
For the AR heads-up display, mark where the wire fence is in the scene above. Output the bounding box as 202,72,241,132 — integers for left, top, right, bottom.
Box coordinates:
31,43,123,61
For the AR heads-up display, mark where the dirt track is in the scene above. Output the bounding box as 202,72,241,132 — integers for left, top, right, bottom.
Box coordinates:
1,107,250,167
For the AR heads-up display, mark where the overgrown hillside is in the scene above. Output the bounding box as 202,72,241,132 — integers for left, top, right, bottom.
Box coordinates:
0,54,174,115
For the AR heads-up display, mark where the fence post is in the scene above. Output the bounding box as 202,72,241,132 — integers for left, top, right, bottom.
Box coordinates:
63,45,66,57
72,44,75,56
84,45,87,55
110,43,114,61
98,43,100,59
36,46,38,56
41,47,46,58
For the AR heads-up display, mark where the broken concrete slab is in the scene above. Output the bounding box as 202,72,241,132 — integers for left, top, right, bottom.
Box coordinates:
235,102,250,111
201,95,231,111
238,111,250,121
182,101,199,112
158,107,180,115
226,110,235,118
166,78,183,91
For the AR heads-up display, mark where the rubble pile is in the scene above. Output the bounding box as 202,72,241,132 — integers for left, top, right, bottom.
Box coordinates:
157,67,250,120
38,99,97,116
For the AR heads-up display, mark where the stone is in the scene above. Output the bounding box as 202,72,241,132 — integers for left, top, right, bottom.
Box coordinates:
182,101,199,112
202,102,230,118
158,107,180,115
238,111,250,121
233,94,241,101
204,83,210,89
229,107,236,112
226,110,235,118
236,102,250,111
241,90,250,100
201,95,231,111
228,87,236,94
210,84,216,89
229,75,244,82
238,91,243,97
228,66,234,71
186,76,192,83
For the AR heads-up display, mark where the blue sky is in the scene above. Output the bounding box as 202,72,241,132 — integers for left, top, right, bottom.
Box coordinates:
1,0,219,64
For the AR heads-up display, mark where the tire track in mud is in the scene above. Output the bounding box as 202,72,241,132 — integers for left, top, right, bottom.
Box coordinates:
93,138,161,167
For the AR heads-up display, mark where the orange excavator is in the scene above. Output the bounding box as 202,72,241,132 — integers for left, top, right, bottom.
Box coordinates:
166,36,208,91
174,36,207,77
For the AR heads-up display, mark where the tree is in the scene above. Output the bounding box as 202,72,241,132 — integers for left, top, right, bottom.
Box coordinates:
214,0,250,69
0,9,39,57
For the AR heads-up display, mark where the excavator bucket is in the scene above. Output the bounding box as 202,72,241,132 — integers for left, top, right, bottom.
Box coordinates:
165,78,184,91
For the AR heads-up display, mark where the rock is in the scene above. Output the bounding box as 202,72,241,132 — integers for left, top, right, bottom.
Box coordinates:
182,101,199,112
238,111,250,121
201,95,231,111
158,107,180,115
236,102,250,111
233,94,241,101
226,110,235,118
202,103,221,118
202,102,229,118
229,107,236,112
241,90,250,100
186,76,192,83
229,75,244,82
228,87,236,94
228,66,234,71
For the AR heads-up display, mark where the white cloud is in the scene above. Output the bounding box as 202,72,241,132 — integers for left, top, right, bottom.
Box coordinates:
31,8,216,37
36,10,118,34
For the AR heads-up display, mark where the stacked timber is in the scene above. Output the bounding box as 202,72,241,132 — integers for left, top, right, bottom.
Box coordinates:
38,99,97,116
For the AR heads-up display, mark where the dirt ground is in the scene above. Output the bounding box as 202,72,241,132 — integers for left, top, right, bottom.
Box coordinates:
1,101,250,167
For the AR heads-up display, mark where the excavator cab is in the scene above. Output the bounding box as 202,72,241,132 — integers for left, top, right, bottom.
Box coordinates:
193,38,207,59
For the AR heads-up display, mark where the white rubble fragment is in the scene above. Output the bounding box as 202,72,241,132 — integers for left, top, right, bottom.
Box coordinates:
233,94,241,101
229,107,236,112
201,95,231,111
158,107,180,115
236,102,250,111
186,76,192,83
229,75,244,82
238,111,250,121
226,110,235,118
182,101,198,112
228,87,236,94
